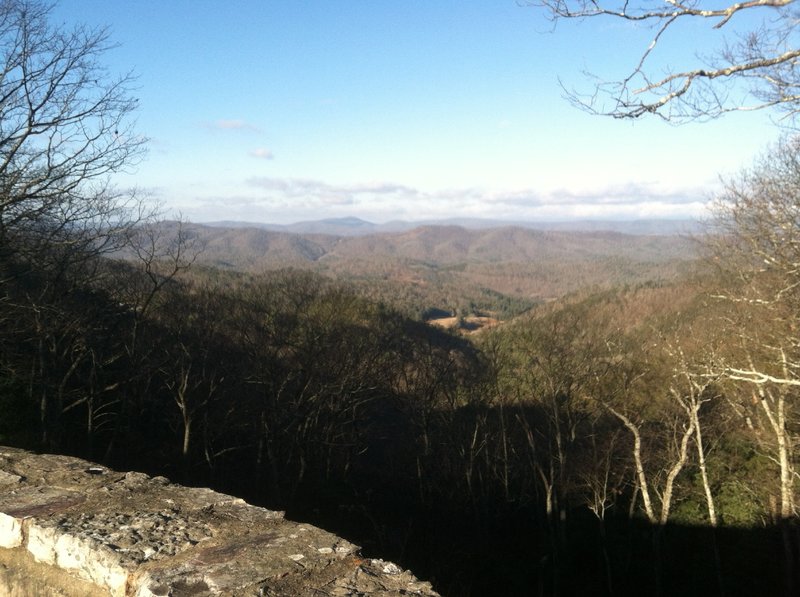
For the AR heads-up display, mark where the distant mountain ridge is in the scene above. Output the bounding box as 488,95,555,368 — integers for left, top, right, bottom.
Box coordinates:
204,217,703,237
139,220,700,308
170,220,698,276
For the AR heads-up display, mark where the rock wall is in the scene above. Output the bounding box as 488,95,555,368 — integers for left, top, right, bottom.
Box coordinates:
0,447,439,596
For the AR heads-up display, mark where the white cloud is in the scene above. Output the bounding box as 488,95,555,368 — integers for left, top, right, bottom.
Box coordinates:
249,148,274,160
482,181,708,210
179,176,714,224
202,119,262,133
246,177,419,204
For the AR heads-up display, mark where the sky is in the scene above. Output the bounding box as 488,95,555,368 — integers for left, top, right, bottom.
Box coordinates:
52,1,783,224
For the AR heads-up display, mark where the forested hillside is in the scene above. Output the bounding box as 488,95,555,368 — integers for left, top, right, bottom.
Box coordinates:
3,241,795,596
2,1,800,595
142,221,697,320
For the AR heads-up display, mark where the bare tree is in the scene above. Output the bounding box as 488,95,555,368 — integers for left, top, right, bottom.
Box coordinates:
529,0,800,121
706,136,800,515
662,336,722,526
0,0,147,269
703,135,800,595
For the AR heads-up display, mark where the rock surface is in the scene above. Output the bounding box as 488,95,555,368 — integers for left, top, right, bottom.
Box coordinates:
0,447,439,596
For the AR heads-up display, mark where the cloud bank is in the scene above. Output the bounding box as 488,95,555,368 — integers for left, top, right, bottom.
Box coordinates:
175,176,713,224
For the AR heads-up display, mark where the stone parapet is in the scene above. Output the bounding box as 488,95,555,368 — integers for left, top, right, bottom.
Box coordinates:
0,447,439,596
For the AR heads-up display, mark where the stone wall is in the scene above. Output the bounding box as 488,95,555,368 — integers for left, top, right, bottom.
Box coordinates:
0,447,439,596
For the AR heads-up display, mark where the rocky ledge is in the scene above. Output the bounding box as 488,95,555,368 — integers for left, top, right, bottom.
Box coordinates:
0,447,439,596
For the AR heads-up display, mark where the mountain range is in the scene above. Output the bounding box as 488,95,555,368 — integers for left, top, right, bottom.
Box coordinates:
203,216,703,237
150,219,700,312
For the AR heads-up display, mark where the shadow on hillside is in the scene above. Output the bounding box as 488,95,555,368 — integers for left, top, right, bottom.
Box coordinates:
13,419,799,597
289,500,795,597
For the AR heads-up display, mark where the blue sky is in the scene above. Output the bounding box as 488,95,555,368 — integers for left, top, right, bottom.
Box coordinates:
54,1,781,224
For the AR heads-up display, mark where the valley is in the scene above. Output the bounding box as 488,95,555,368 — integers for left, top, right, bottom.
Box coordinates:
162,220,699,324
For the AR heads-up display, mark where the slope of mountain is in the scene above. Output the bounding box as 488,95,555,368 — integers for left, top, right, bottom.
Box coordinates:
167,222,698,317
181,225,338,269
181,222,695,270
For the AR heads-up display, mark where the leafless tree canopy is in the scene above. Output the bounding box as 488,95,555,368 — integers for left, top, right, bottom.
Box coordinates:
711,136,800,303
0,0,147,264
530,0,800,122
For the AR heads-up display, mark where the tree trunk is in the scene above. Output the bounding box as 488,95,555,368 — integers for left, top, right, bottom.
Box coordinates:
692,404,717,526
182,416,192,459
757,390,795,519
660,416,695,525
607,406,656,523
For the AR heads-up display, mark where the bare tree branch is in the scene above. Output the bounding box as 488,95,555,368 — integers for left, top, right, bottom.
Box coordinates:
0,0,148,270
529,0,800,121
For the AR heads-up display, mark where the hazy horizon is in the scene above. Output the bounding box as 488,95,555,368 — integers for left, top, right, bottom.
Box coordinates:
200,213,703,226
